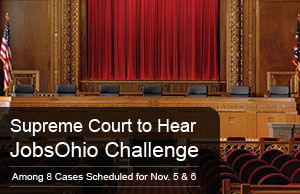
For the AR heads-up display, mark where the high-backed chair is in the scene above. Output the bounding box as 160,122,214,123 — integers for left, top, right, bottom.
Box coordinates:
199,159,229,185
203,165,237,186
13,84,34,97
227,137,246,141
188,85,208,97
232,153,256,174
56,84,76,97
239,159,267,183
143,85,162,97
291,168,300,183
226,149,250,165
248,165,279,184
270,86,290,97
99,85,120,97
230,86,250,97
261,149,283,164
271,154,294,170
258,173,290,185
280,159,300,177
195,153,220,177
295,150,300,159
204,173,240,194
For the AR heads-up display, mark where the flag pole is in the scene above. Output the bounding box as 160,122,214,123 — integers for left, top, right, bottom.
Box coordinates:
294,15,300,81
6,13,8,96
5,87,8,97
5,13,8,97
4,13,9,96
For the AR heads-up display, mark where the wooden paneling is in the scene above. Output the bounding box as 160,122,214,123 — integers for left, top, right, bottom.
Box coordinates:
219,0,228,81
256,113,286,137
2,97,297,139
219,112,249,137
80,80,227,95
0,0,53,92
0,0,80,92
256,0,300,96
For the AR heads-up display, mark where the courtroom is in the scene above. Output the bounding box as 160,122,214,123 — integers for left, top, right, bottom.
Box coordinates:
0,0,300,194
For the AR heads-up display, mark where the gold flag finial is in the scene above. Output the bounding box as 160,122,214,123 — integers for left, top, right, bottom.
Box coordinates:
5,13,9,20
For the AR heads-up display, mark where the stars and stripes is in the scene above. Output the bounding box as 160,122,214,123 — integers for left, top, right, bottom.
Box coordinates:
293,16,300,80
0,14,13,91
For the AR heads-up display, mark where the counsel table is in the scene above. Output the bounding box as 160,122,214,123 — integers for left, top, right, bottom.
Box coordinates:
1,97,298,138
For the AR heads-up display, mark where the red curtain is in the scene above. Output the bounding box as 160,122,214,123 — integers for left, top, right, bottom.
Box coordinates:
87,0,219,80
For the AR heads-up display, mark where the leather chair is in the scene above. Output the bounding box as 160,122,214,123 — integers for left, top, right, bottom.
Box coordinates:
230,86,250,97
143,85,162,97
270,86,290,97
258,173,290,185
226,149,250,165
248,165,279,184
227,137,246,141
261,149,283,164
13,84,34,97
291,168,300,183
56,84,76,97
204,173,240,194
99,84,120,97
239,159,267,183
296,150,300,159
232,153,256,173
280,159,300,177
188,85,208,97
271,154,294,170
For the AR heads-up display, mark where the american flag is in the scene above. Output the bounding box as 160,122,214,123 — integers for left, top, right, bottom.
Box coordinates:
293,17,300,80
0,14,13,91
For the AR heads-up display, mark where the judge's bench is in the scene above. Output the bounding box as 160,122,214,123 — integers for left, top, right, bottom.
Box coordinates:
0,96,298,139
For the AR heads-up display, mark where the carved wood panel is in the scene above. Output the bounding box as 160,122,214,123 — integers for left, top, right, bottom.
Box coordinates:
226,0,256,94
12,70,40,92
255,0,300,96
267,71,299,97
62,0,80,87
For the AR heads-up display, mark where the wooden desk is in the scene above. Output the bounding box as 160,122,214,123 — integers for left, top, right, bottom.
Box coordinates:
0,97,298,138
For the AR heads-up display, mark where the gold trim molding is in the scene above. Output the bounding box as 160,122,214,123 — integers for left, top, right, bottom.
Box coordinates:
12,70,40,92
267,71,299,97
63,0,71,85
243,0,256,93
53,0,60,89
62,0,80,87
227,0,244,91
226,0,256,93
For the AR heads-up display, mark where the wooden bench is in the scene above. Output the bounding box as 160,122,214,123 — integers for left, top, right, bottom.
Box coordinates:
5,96,298,139
222,179,300,194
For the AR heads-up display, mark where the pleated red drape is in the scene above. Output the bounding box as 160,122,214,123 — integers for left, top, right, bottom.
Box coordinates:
87,0,219,80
